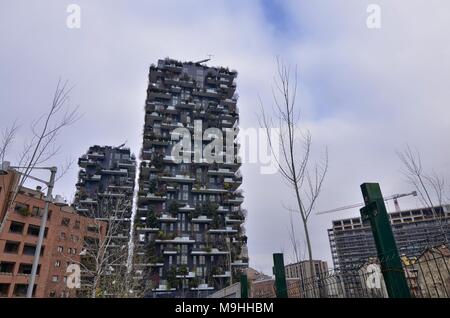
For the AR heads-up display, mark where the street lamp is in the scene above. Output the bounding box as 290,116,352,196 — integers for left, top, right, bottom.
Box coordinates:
0,161,59,298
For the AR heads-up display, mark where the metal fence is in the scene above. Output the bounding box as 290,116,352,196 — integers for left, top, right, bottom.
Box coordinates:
252,244,450,298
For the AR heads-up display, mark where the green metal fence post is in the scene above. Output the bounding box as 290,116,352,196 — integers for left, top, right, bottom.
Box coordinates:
273,253,288,298
360,183,411,298
240,274,248,299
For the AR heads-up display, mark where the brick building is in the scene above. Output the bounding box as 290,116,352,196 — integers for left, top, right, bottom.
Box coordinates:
0,169,105,298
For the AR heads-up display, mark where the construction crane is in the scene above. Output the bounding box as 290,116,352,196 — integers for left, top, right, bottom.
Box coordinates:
316,191,417,215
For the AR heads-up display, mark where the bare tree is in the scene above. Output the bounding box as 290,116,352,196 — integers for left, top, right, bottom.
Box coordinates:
0,121,19,163
0,79,80,232
259,58,328,283
71,193,135,298
397,144,448,242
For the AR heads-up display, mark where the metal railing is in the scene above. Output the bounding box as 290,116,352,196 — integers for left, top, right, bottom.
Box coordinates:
252,244,450,298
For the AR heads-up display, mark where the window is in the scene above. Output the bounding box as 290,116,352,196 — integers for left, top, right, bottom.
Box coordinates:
23,244,44,256
87,225,99,233
60,232,66,239
0,262,15,274
0,283,10,297
17,264,40,275
57,246,63,253
49,291,56,298
61,218,70,227
4,241,20,254
74,220,80,229
14,284,34,297
27,225,48,238
52,276,58,282
14,203,30,216
31,206,42,217
54,261,61,268
9,222,25,234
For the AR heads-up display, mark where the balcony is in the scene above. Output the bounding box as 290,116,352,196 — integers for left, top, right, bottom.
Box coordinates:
208,227,238,234
164,105,178,115
190,284,214,291
101,169,128,176
213,271,231,278
78,158,98,168
108,185,134,192
191,187,228,194
79,198,98,205
118,162,136,169
225,216,244,224
134,263,164,268
221,119,233,128
76,207,90,213
177,101,195,110
224,197,244,205
159,174,196,183
157,214,178,222
176,272,196,279
231,260,249,267
148,91,171,100
191,248,229,255
207,168,235,176
86,175,101,182
144,138,169,148
162,155,178,164
163,250,178,255
87,152,105,159
164,64,183,73
155,236,195,244
139,193,167,202
135,226,159,233
191,216,212,223
178,204,195,212
153,285,176,292
98,192,126,198
217,206,229,213
145,112,163,123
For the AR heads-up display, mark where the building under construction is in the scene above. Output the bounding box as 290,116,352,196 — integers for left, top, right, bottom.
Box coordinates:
328,205,450,271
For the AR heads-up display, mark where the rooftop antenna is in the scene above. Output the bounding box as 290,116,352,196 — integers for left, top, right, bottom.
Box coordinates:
117,140,127,149
195,54,213,65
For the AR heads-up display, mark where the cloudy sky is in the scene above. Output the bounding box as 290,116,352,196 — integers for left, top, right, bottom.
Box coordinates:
1,0,450,275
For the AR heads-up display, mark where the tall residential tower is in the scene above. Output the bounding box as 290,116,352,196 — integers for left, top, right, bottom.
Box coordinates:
73,145,136,296
134,58,248,297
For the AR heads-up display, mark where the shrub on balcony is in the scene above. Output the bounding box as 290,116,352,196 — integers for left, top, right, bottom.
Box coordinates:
189,277,200,289
166,266,179,289
148,179,157,193
211,266,223,275
178,265,189,276
146,212,158,228
168,201,180,214
15,205,31,217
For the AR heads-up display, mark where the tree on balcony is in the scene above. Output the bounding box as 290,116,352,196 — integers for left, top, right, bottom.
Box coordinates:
168,201,180,214
146,210,158,228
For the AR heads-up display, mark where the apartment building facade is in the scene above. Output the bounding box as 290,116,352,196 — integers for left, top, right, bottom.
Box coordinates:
285,260,329,280
328,205,450,271
73,145,136,296
0,169,105,298
134,58,248,297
